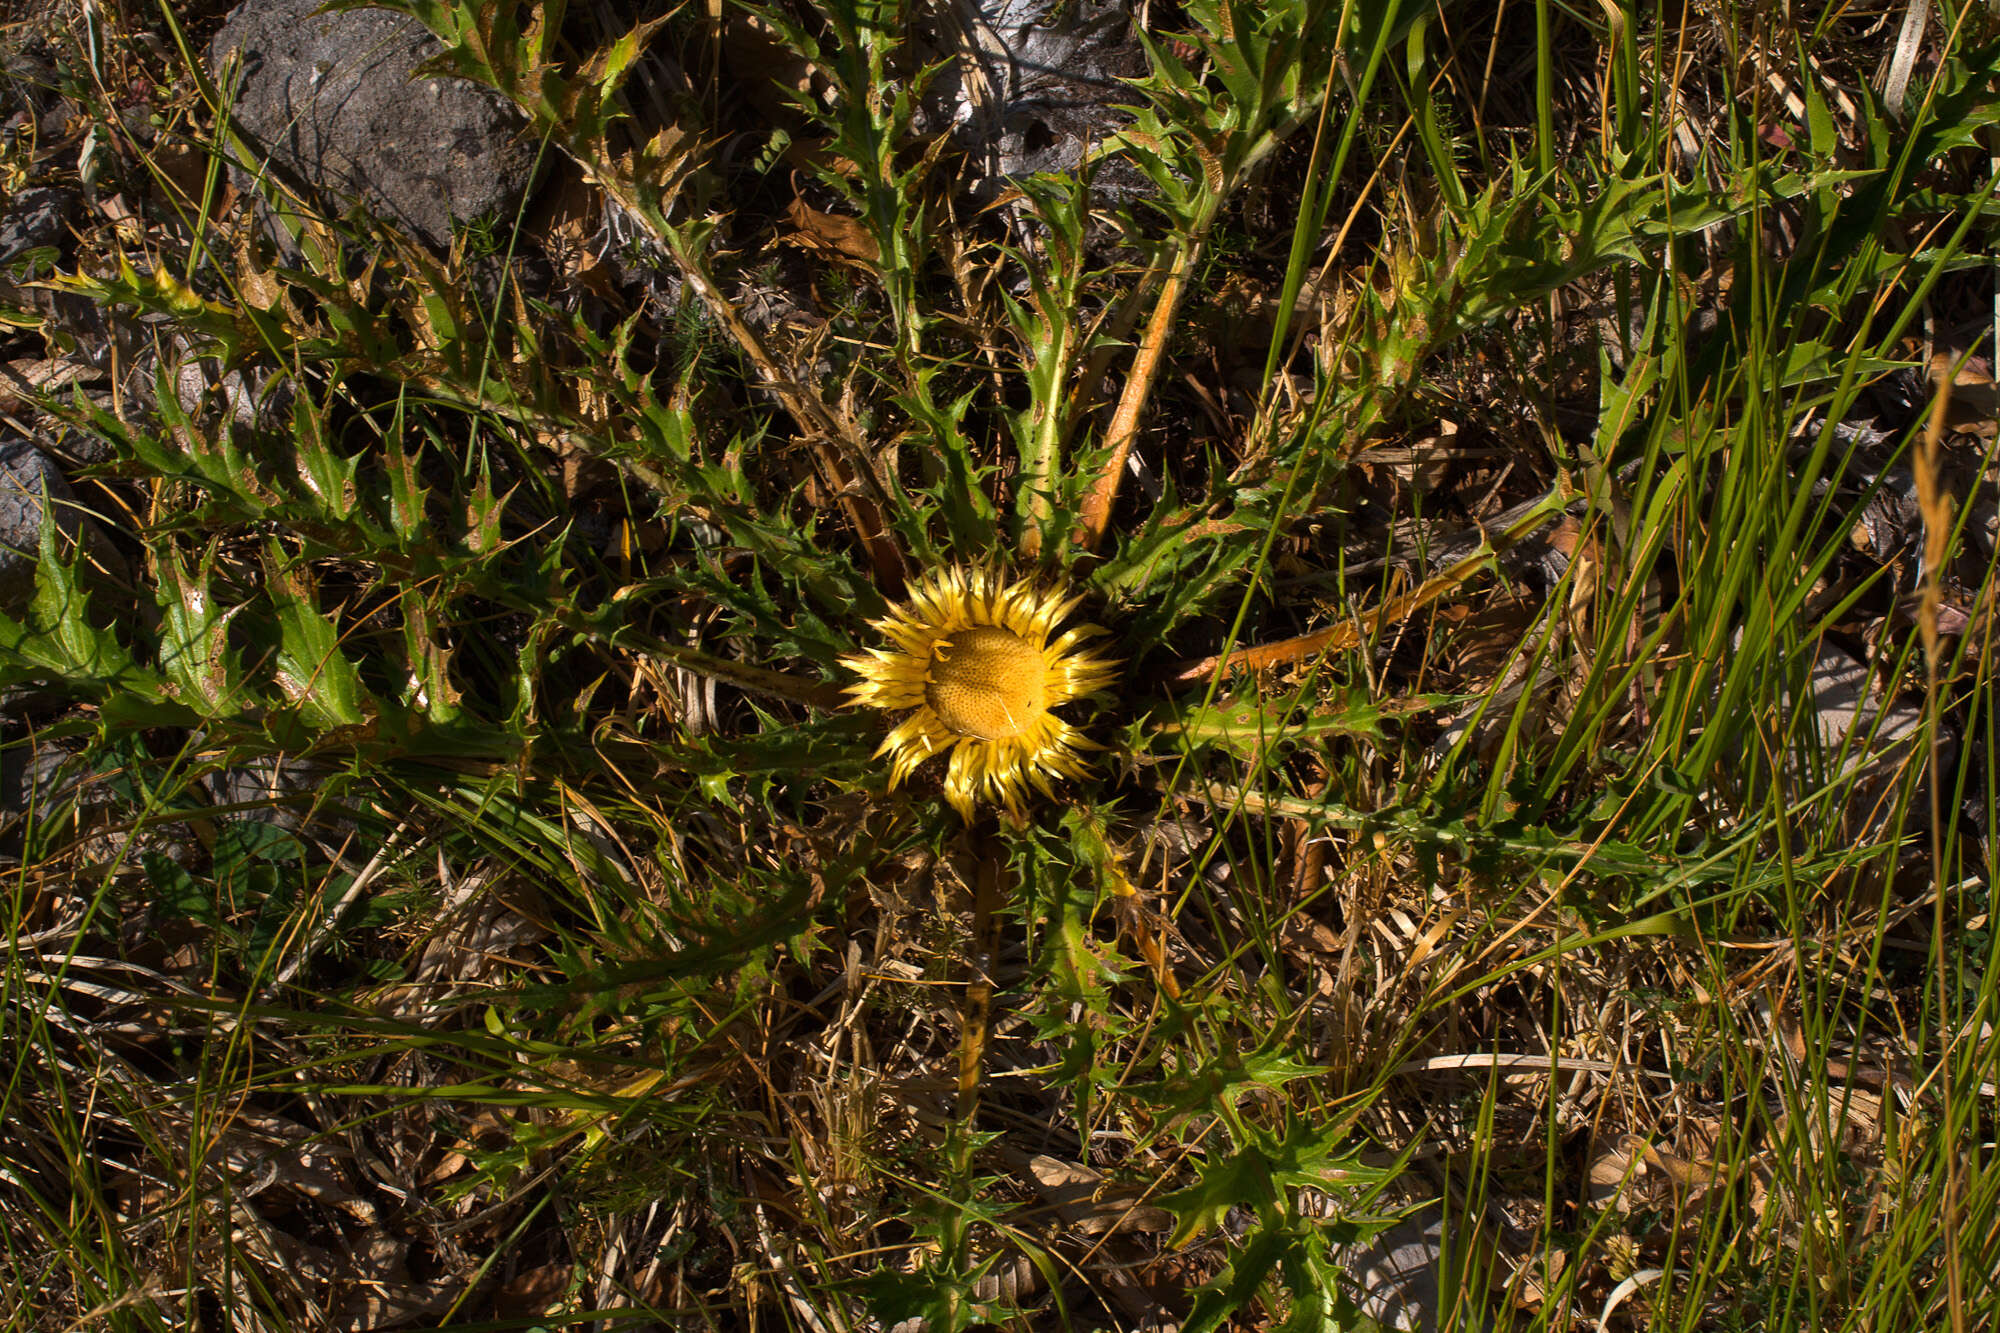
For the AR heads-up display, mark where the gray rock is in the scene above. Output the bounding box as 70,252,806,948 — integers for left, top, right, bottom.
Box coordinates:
4,284,124,374
169,348,297,436
111,327,297,444
1,739,84,861
38,422,117,469
0,185,81,267
0,739,197,869
0,30,61,126
0,436,76,608
1971,482,1999,560
927,0,1148,193
210,0,538,249
1,742,88,825
1337,1205,1489,1333
200,754,326,831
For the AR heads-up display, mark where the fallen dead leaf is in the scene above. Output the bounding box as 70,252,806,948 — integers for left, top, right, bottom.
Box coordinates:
1023,1153,1174,1235
782,195,880,265
496,1263,573,1317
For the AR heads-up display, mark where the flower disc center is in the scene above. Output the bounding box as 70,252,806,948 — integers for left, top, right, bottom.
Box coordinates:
926,626,1047,741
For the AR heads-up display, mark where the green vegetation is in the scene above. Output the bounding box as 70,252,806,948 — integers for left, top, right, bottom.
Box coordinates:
2,0,1997,1327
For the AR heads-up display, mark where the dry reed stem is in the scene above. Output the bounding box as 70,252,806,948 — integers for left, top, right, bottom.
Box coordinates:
1914,351,1964,1333
957,826,1006,1109
1075,236,1205,552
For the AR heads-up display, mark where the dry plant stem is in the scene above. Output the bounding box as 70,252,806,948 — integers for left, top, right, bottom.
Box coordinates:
1110,872,1181,1000
1883,0,1931,118
1914,356,1964,1333
808,432,907,599
563,613,847,708
752,1196,848,1333
1024,249,1176,560
272,824,408,985
1076,234,1206,552
549,125,912,595
659,234,908,596
346,0,911,591
1169,485,1573,683
649,648,847,711
957,824,1005,1111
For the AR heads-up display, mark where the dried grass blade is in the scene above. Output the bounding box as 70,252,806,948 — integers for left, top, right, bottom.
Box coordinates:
1170,485,1572,683
1883,0,1931,118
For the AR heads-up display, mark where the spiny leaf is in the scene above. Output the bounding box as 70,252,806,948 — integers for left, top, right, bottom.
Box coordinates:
263,543,373,730
0,518,160,701
156,544,256,719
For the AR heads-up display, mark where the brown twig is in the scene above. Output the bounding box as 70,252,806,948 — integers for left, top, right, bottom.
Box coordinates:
957,821,1006,1109
561,612,848,709
1168,485,1574,684
552,127,910,597
660,235,907,597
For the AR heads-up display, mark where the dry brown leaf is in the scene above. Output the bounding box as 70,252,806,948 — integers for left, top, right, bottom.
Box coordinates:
337,1261,462,1333
1588,1137,1648,1212
782,195,880,264
1947,369,1997,439
214,1113,377,1223
2,357,103,418
98,192,144,244
146,140,217,216
1022,1153,1174,1235
525,166,614,297
214,226,284,313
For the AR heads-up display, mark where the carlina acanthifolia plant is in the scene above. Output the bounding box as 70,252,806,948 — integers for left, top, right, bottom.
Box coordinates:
1,0,1996,1328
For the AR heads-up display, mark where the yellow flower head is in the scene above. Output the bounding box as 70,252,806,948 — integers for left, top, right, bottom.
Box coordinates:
840,566,1120,817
